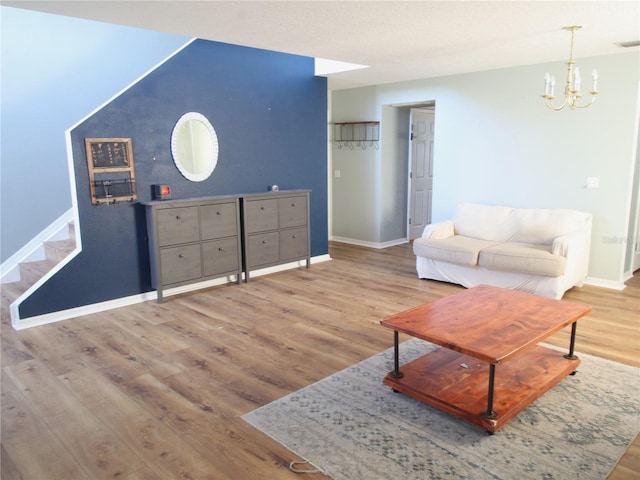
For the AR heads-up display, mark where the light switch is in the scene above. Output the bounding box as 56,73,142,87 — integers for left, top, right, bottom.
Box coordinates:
586,177,600,189
334,170,341,178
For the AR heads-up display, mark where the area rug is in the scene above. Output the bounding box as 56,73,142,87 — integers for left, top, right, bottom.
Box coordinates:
242,339,639,480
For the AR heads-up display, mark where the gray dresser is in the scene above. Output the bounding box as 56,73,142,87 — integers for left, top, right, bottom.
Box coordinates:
143,190,311,300
143,195,242,302
242,190,311,281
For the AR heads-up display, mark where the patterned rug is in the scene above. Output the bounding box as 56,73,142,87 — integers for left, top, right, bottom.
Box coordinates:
242,339,639,480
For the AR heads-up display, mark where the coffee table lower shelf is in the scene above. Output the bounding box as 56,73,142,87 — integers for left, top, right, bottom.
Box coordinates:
383,345,580,433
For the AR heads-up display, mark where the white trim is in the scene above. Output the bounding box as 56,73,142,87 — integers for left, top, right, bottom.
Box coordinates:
11,254,332,330
13,289,158,331
330,236,409,249
67,39,197,132
0,209,75,283
623,269,635,282
583,276,627,291
10,241,82,329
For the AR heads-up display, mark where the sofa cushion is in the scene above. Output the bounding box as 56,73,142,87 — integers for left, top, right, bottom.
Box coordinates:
512,208,593,244
453,203,593,245
453,203,517,242
478,242,567,277
413,235,498,266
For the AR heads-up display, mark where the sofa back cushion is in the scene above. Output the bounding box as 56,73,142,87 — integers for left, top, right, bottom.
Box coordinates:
454,203,592,245
453,204,517,241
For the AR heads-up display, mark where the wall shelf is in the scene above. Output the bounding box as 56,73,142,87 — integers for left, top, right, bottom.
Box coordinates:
333,121,380,149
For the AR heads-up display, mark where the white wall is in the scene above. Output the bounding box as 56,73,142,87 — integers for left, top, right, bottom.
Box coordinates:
0,7,187,262
380,105,410,243
331,51,640,287
331,87,381,244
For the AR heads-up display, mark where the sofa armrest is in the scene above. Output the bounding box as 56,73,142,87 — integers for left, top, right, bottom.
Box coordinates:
552,228,592,286
421,220,455,239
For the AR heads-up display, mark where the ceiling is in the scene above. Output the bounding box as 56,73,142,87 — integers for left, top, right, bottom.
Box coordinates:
4,0,640,90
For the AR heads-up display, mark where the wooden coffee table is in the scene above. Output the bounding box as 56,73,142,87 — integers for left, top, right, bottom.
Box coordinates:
380,285,592,433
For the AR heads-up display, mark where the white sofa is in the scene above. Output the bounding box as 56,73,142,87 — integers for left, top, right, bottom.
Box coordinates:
413,203,593,299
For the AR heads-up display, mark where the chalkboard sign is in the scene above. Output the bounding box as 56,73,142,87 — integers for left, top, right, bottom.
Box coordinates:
85,138,137,204
86,138,132,169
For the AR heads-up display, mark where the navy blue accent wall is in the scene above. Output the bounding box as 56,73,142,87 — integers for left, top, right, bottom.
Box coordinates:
19,39,327,319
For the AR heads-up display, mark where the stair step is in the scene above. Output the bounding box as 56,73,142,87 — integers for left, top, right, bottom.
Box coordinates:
44,238,75,263
1,219,78,314
18,259,57,290
1,281,27,304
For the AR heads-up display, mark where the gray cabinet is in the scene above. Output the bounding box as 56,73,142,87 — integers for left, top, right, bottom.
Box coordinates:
143,190,310,300
242,190,310,281
143,196,242,302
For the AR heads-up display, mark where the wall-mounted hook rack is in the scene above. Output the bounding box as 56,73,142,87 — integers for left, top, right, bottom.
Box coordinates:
333,121,380,150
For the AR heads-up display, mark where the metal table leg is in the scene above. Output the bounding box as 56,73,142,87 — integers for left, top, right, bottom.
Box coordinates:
391,330,404,378
564,322,579,360
483,364,498,418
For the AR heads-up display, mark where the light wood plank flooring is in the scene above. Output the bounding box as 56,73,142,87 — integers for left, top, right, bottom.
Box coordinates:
2,242,638,479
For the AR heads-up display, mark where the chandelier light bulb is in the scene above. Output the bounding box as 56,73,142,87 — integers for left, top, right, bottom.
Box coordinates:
544,72,550,95
573,67,581,92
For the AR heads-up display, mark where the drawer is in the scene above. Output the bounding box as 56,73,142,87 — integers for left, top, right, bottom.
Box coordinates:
247,232,279,267
160,244,201,285
278,195,307,228
200,202,238,240
202,237,240,276
280,227,308,261
157,207,200,246
245,198,278,233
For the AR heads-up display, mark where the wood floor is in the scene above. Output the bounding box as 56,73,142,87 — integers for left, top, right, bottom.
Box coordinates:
2,242,638,479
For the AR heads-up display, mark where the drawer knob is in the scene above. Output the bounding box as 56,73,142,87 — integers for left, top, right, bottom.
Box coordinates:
293,234,298,238
291,203,296,207
261,206,265,210
217,211,221,215
218,247,224,251
176,215,181,220
178,254,184,258
262,240,268,244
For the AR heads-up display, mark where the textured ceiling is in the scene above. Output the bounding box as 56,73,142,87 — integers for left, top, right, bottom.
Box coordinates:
4,0,640,90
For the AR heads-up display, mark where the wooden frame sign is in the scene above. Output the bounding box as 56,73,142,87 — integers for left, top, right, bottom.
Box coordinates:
85,138,137,205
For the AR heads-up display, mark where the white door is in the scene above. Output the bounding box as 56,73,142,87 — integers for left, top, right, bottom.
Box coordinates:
408,110,435,240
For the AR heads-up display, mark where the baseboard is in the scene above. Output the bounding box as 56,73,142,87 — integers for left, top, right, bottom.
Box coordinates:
12,290,159,331
623,268,637,282
583,277,627,291
330,236,409,249
11,254,332,330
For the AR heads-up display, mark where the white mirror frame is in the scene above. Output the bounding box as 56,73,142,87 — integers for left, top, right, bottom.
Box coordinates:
171,112,219,182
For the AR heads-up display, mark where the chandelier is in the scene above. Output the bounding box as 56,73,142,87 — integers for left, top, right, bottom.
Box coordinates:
542,26,598,110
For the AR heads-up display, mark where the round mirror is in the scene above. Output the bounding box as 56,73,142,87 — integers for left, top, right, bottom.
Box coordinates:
171,112,219,182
